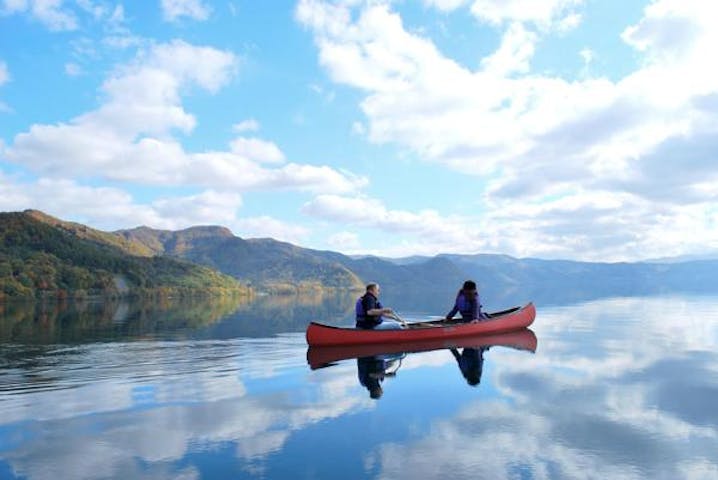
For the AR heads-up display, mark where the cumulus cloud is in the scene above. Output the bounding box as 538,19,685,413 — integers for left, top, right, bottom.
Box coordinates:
302,194,498,256
161,0,211,22
297,0,718,260
0,172,245,231
229,137,285,164
3,40,365,195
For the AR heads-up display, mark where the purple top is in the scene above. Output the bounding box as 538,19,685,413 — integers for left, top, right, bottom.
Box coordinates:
446,291,485,321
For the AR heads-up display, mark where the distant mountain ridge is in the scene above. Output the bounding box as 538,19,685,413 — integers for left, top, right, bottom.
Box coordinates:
2,210,717,305
118,219,718,308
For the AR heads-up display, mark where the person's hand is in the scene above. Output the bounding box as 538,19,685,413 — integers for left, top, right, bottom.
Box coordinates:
384,308,394,315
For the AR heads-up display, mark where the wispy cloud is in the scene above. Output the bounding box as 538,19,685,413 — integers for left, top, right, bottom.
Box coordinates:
1,0,78,31
160,0,211,22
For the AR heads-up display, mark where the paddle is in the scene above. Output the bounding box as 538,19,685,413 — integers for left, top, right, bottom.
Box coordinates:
387,311,409,328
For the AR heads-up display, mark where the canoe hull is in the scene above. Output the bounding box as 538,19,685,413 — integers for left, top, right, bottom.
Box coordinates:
307,328,537,369
305,302,536,347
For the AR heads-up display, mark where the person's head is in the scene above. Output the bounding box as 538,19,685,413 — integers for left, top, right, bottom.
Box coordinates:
461,280,477,297
366,283,380,296
465,371,481,386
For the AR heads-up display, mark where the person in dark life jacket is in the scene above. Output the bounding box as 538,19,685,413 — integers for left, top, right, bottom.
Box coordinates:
445,280,488,323
357,353,404,399
355,283,406,330
450,346,488,386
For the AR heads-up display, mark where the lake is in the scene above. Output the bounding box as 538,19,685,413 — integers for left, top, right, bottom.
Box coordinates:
1,293,717,479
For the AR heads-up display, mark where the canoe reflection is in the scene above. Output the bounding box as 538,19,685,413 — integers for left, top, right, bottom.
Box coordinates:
307,328,537,371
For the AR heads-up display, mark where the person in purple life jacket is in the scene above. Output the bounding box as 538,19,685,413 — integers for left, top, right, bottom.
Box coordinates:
355,283,406,330
450,346,487,386
445,280,488,323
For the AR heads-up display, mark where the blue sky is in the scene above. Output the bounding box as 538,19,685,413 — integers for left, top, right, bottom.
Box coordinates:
1,0,717,261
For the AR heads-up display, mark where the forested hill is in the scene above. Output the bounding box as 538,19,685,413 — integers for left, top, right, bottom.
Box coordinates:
116,226,365,293
3,210,718,305
0,211,249,300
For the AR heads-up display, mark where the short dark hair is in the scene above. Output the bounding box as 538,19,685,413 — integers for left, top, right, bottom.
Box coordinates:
462,280,477,291
366,283,378,292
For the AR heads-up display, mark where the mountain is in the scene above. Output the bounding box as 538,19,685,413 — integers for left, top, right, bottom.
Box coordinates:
118,221,718,307
3,210,718,306
116,227,365,293
0,211,250,300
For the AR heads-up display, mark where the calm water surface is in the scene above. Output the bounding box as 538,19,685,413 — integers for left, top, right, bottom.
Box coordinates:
1,294,717,479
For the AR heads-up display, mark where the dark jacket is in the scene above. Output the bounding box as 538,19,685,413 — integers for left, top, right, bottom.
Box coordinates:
355,292,383,329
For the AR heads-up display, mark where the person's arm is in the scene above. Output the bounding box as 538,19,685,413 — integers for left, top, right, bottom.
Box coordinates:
367,299,393,316
476,293,488,319
446,302,459,320
364,296,392,317
470,297,479,321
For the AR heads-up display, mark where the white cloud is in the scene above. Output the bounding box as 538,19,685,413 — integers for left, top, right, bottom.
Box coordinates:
423,0,585,30
233,216,309,243
423,0,469,13
0,172,243,231
161,0,211,22
1,0,78,30
302,194,495,256
0,170,323,244
3,40,365,195
232,118,260,133
296,0,718,260
469,0,584,29
479,22,537,75
230,137,285,164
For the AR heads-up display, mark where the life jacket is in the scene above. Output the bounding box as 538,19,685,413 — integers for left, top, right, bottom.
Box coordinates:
456,292,477,320
355,293,382,328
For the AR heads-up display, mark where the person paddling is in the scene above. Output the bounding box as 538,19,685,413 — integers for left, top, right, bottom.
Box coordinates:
445,280,488,323
355,283,406,330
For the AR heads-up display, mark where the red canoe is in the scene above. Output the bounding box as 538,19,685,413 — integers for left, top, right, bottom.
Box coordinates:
307,328,537,369
305,302,536,347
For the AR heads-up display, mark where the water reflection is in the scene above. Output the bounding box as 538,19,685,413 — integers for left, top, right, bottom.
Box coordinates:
357,354,405,399
0,290,358,345
308,330,537,401
1,295,718,479
0,296,250,344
